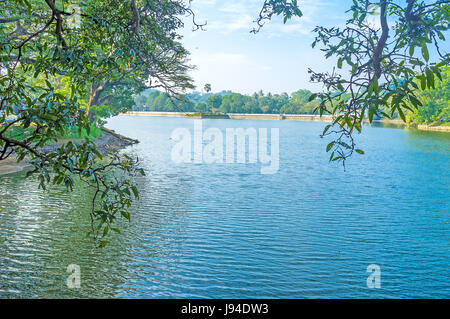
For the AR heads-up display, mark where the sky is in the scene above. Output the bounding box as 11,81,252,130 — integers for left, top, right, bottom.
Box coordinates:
180,0,352,95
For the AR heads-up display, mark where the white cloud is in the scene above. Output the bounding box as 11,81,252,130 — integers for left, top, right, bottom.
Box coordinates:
181,0,346,94
193,52,247,65
191,0,331,36
193,0,217,6
192,52,271,71
264,22,311,37
189,51,274,93
207,14,254,34
219,2,248,14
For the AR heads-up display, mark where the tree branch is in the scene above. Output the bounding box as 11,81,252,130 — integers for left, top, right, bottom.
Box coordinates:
0,16,23,24
372,0,389,79
131,0,140,35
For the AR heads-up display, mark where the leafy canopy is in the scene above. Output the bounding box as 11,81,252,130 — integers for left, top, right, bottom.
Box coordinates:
0,0,200,245
258,0,448,165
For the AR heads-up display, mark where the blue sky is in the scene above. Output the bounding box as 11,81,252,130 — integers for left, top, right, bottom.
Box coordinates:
180,0,351,95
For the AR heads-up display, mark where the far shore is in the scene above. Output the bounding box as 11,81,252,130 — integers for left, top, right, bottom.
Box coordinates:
2,113,447,177
0,156,33,176
123,111,450,133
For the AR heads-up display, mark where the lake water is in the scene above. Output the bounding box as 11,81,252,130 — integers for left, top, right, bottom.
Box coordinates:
0,116,449,298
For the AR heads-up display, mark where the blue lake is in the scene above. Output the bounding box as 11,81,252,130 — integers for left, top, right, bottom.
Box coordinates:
0,116,449,298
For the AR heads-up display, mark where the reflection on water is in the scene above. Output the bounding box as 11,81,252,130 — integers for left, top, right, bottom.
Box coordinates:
0,116,449,298
368,122,407,130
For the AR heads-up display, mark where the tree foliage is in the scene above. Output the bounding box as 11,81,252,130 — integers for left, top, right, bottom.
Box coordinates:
1,0,449,244
306,0,448,165
0,0,200,245
133,89,321,114
252,0,303,33
408,65,449,125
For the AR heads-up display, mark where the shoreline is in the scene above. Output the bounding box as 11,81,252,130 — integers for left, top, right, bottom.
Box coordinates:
0,128,139,177
123,111,450,132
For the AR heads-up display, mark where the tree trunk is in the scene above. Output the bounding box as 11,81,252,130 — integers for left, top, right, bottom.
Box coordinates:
86,83,104,118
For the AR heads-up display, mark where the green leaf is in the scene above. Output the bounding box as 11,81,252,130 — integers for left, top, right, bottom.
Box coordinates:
339,141,351,149
368,82,373,96
344,116,352,129
323,124,332,135
308,93,317,102
420,75,426,90
331,156,342,162
98,241,110,248
102,226,109,237
373,77,379,94
326,142,335,152
380,111,391,119
131,186,139,199
368,107,374,123
92,148,103,160
421,42,429,62
355,149,365,155
408,95,422,108
426,68,435,88
121,211,131,221
45,80,53,90
354,121,362,133
398,107,406,122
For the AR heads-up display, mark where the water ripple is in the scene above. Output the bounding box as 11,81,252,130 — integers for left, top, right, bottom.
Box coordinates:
0,117,449,298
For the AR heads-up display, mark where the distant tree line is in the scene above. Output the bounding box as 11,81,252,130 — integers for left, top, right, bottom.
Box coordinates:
133,89,321,114
133,65,449,126
407,66,449,126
